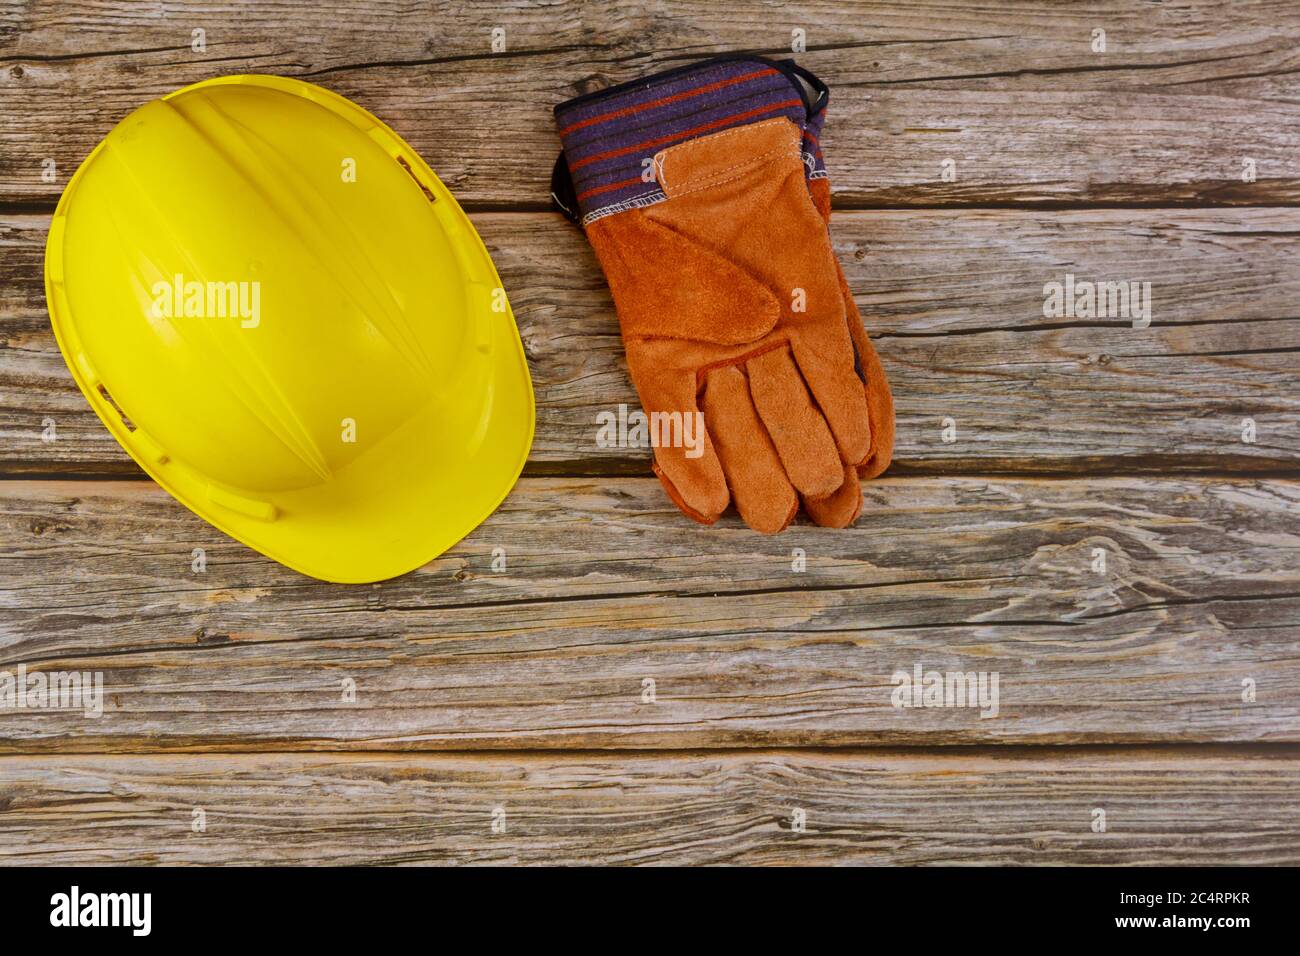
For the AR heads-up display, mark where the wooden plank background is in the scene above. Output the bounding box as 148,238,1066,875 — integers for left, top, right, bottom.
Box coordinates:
0,0,1297,864
1,476,1297,750
4,209,1299,474
2,748,1297,865
3,1,1300,206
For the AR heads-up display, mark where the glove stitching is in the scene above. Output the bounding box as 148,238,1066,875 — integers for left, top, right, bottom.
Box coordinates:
656,118,802,197
692,338,790,392
657,116,795,167
663,145,801,201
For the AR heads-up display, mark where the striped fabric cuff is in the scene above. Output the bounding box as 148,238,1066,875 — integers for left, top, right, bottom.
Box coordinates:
554,54,827,226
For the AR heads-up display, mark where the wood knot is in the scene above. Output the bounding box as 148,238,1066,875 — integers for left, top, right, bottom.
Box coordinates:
10,65,23,79
574,74,614,97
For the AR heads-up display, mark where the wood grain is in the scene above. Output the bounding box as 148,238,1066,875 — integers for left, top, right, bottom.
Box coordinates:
2,1,1299,205
3,208,1298,475
1,476,1296,750
3,0,1299,868
1,748,1297,864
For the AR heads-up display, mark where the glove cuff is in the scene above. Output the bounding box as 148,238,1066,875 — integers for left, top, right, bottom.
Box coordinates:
553,53,827,226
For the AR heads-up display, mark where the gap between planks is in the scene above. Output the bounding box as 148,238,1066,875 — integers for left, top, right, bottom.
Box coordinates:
0,742,1296,760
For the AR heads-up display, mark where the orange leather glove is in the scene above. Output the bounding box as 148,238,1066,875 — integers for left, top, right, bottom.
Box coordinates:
554,55,892,532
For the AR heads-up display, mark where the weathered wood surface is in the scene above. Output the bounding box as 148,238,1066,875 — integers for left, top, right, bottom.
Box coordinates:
3,208,1298,475
2,748,1297,865
2,476,1296,751
3,0,1299,866
3,1,1300,206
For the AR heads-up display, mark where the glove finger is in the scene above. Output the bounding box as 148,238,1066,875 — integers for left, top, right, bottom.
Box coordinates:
811,176,895,477
803,463,863,528
829,259,895,479
700,365,798,534
746,345,843,498
854,328,895,479
787,328,873,468
634,374,729,525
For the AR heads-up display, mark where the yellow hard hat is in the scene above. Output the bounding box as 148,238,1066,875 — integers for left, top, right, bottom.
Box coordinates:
45,75,534,583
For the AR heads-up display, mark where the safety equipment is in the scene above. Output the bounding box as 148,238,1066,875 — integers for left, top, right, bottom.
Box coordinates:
45,75,534,583
553,55,892,533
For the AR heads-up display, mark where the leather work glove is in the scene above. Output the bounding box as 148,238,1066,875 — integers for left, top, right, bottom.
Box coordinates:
553,55,893,532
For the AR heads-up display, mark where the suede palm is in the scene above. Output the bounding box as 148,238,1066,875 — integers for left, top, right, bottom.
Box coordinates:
586,118,872,533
